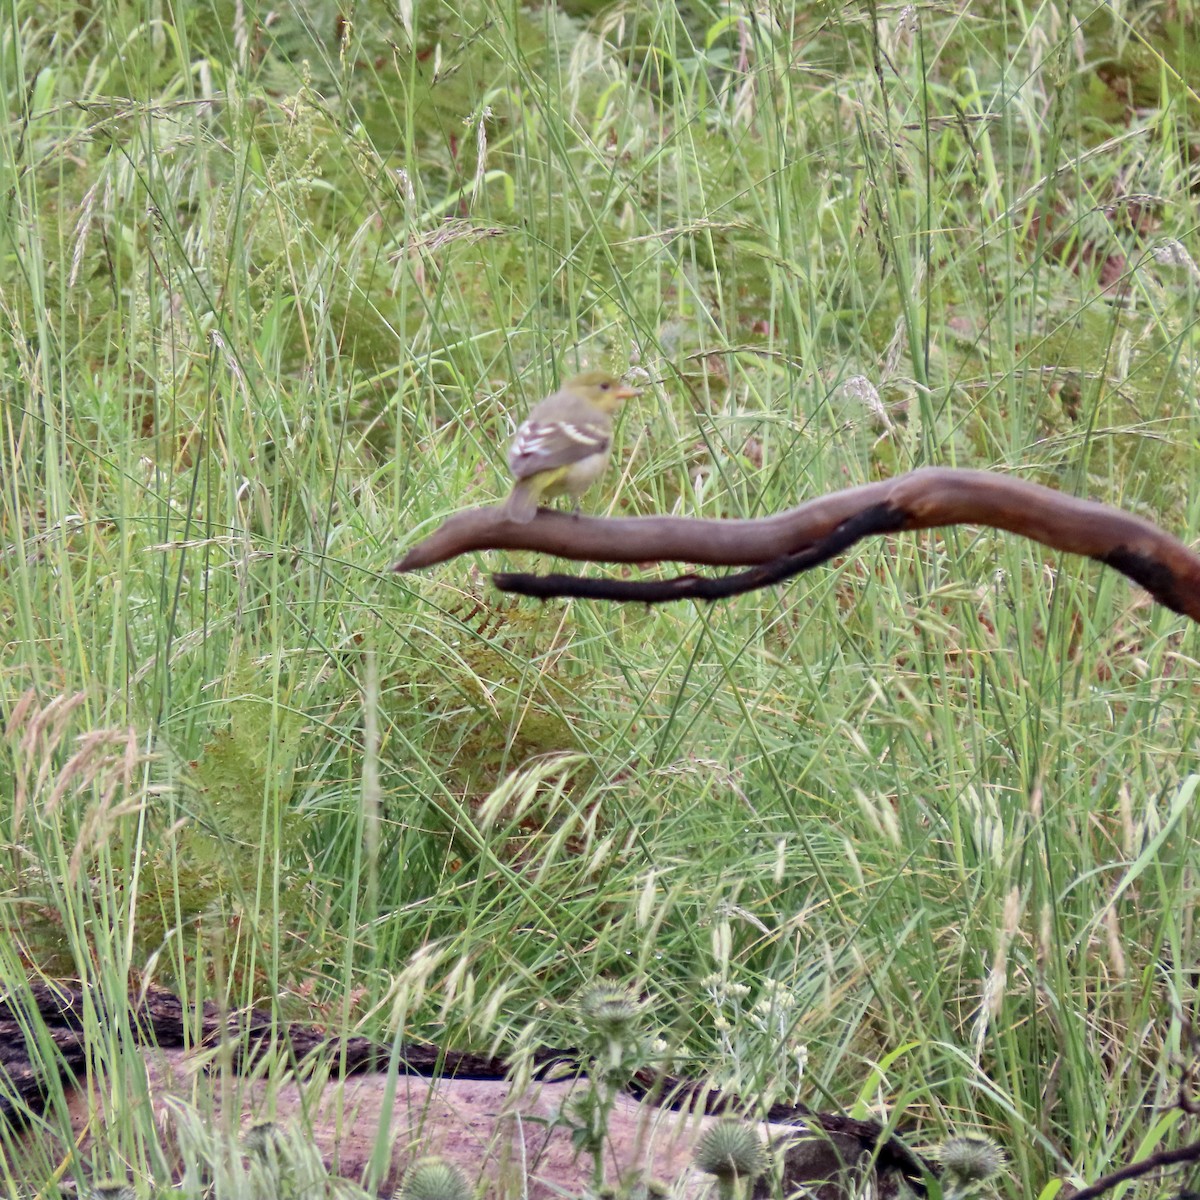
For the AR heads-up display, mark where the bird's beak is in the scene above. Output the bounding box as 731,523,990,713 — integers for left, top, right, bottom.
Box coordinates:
614,384,642,400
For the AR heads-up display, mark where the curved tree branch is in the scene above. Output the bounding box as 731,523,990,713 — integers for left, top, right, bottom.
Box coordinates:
1063,1138,1200,1200
393,468,1200,623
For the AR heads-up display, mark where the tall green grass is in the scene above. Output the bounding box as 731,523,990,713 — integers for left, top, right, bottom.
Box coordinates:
1,0,1198,1196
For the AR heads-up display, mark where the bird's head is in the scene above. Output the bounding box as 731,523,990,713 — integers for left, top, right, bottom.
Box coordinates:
564,370,642,412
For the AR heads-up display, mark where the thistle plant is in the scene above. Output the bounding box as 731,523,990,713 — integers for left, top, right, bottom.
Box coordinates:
397,1157,471,1200
568,981,655,1188
228,1117,342,1199
579,980,649,1072
693,1119,767,1200
87,1184,136,1200
241,1119,288,1159
936,1134,1006,1198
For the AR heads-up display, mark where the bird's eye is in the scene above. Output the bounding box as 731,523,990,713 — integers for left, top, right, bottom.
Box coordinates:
600,382,611,390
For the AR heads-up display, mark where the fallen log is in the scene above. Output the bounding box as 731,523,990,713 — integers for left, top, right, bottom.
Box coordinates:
0,982,930,1198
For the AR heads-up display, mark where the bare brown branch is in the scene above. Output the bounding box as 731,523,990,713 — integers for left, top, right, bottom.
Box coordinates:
393,468,1200,623
1064,1138,1200,1200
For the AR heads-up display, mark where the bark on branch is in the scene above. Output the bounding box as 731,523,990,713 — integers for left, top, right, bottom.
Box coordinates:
393,468,1200,623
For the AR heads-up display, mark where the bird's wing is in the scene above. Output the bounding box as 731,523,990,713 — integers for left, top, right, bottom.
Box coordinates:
507,418,611,478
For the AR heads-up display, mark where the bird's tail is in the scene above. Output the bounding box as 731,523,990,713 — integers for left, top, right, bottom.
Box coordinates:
504,479,539,524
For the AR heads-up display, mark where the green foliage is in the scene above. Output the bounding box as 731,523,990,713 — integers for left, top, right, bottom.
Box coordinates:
1,0,1199,1197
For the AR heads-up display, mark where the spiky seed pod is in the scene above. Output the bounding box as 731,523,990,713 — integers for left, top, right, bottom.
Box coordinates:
398,1156,471,1200
87,1184,135,1200
578,982,646,1036
241,1119,286,1157
693,1119,767,1181
938,1134,1006,1186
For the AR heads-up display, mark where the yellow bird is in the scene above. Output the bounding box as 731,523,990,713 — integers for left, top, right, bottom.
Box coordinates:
504,370,640,524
